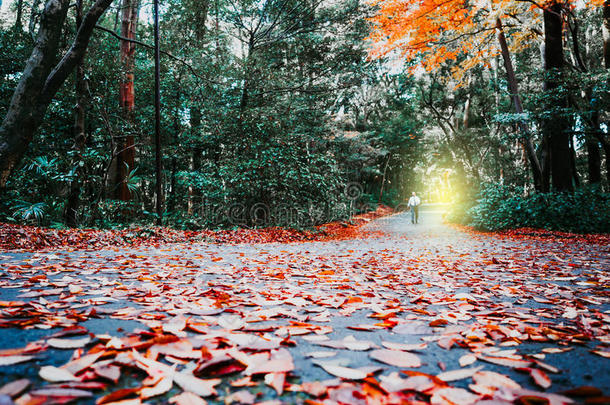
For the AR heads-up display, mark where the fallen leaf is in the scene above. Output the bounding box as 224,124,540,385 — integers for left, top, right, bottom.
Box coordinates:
39,366,78,382
316,364,367,380
370,349,421,368
430,387,479,405
0,379,30,398
459,354,477,367
47,336,91,349
141,376,173,399
169,392,208,405
437,366,483,382
0,355,34,366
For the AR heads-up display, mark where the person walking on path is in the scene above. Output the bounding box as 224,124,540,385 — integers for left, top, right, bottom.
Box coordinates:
408,192,421,224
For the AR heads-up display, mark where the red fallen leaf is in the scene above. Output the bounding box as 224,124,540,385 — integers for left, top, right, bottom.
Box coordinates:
300,381,331,397
523,368,551,389
96,388,141,404
140,375,173,399
363,378,387,400
0,301,26,307
62,352,104,375
244,348,294,375
316,364,367,380
0,379,30,398
430,387,479,405
472,370,521,390
264,372,286,395
429,319,449,327
585,397,610,405
195,355,246,377
437,337,457,350
347,324,384,331
381,342,427,352
393,322,433,335
478,355,532,368
230,376,256,387
560,387,603,398
379,372,438,393
47,336,91,349
226,390,257,404
8,393,47,405
400,370,449,388
28,275,47,283
30,388,93,398
225,333,281,350
49,325,89,338
44,382,107,390
172,373,220,398
169,391,207,405
370,349,422,368
93,364,121,383
437,366,483,382
39,366,78,382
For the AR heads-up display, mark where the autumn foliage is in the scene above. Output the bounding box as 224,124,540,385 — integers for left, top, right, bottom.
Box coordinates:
0,206,393,251
367,0,604,78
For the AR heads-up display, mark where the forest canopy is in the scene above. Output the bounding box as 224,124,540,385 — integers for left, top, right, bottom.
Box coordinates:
0,0,608,232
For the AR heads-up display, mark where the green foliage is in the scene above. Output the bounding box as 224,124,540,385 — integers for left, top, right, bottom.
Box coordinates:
1,0,608,234
458,183,610,234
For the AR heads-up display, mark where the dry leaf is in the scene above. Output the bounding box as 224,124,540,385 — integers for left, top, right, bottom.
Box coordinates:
39,366,78,382
370,349,421,368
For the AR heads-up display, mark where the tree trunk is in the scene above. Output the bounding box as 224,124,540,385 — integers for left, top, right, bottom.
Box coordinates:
496,18,544,191
15,0,25,31
188,106,202,215
114,0,140,201
543,1,573,192
28,0,43,38
240,36,255,111
586,137,601,184
168,86,181,212
0,0,113,192
65,0,88,227
602,0,610,69
600,0,610,187
378,153,391,203
603,142,610,188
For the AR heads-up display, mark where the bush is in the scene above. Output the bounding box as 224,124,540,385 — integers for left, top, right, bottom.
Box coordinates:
450,183,610,234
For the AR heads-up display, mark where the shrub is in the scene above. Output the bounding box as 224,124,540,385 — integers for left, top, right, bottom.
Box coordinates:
451,183,610,234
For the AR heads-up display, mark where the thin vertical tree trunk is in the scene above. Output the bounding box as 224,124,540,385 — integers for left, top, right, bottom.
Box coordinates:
115,0,140,201
543,1,573,192
378,153,391,203
585,138,601,184
168,86,180,213
602,0,610,69
600,0,610,188
188,107,202,215
153,0,162,225
28,0,42,38
15,0,25,31
65,0,88,226
495,18,544,191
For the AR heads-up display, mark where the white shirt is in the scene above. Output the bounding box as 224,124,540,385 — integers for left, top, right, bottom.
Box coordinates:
408,196,421,207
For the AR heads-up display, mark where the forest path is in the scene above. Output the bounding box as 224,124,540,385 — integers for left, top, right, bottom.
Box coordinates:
0,209,608,403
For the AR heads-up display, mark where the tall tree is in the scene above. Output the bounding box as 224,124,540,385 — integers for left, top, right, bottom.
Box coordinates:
65,0,89,226
0,0,114,192
542,1,572,191
114,0,140,201
367,0,603,191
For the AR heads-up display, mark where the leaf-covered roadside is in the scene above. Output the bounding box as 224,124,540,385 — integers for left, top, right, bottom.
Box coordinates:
0,206,393,251
0,211,608,405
